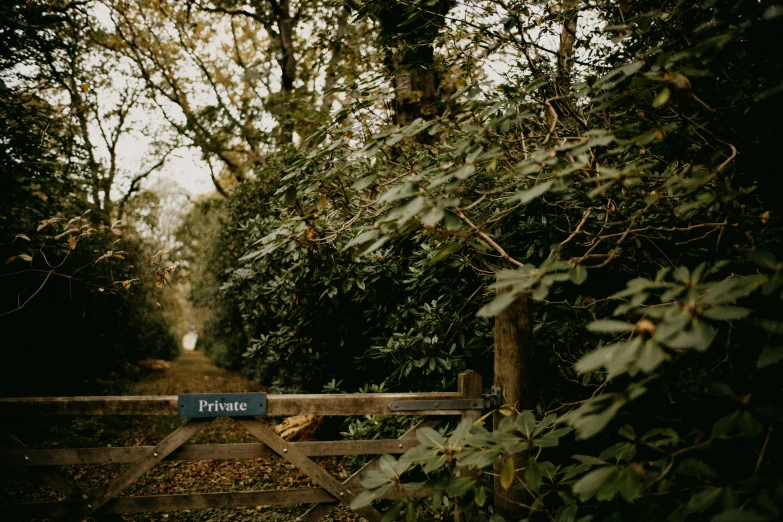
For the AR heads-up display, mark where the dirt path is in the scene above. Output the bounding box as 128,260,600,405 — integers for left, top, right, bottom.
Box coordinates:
122,350,323,522
133,349,263,395
2,351,355,522
126,350,356,522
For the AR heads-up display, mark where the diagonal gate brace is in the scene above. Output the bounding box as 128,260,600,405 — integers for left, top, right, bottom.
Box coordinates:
235,418,384,522
60,417,214,522
299,418,443,522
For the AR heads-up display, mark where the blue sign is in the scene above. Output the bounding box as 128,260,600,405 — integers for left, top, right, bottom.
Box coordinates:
178,393,267,418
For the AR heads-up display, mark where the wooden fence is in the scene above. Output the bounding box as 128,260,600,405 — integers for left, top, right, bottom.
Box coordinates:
0,371,484,522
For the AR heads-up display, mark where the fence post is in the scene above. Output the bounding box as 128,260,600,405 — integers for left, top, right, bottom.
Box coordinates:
493,290,533,518
456,370,482,522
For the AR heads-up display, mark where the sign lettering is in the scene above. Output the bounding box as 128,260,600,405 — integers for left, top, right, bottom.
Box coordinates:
178,393,266,418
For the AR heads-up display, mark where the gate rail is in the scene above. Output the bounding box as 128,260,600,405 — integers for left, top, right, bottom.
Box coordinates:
0,371,483,522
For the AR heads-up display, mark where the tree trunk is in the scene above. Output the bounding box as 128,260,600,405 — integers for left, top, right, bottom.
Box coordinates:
321,7,350,113
557,7,578,89
375,0,455,128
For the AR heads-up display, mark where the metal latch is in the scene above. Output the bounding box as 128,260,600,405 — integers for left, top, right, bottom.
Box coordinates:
486,386,502,408
388,386,502,412
388,399,486,411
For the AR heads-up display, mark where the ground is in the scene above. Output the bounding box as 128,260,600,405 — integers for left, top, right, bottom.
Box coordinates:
0,350,359,522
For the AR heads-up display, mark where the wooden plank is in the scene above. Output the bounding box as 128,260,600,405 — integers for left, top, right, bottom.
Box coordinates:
4,500,75,520
0,391,462,417
60,418,213,522
1,431,83,500
1,439,421,467
295,439,420,457
0,396,179,416
236,418,383,522
2,486,434,520
302,417,443,522
1,431,124,522
109,488,333,512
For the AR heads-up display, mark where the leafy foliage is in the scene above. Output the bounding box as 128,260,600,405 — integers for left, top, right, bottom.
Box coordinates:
169,0,783,520
0,0,179,395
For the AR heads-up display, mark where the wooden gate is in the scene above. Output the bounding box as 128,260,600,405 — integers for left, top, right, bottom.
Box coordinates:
0,371,484,521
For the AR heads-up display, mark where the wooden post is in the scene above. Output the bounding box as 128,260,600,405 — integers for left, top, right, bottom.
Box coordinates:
493,291,533,518
456,371,482,522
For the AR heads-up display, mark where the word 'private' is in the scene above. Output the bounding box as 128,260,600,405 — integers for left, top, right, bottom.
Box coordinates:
178,393,267,418
199,400,247,413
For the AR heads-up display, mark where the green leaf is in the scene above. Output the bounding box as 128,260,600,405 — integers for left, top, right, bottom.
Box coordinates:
574,345,615,374
346,229,380,249
587,320,635,333
763,5,783,20
636,341,668,373
406,500,417,522
386,133,403,146
458,448,501,469
351,483,392,509
618,425,636,441
677,459,719,480
737,410,762,437
477,291,518,317
360,469,394,489
510,181,553,204
641,428,679,448
666,321,716,352
525,457,543,493
515,411,536,437
453,164,475,180
352,174,377,191
569,264,588,285
381,500,405,522
558,505,578,522
539,461,559,481
423,453,447,473
534,428,573,447
379,454,398,479
599,442,636,462
747,250,777,270
572,466,617,501
448,418,473,448
533,413,558,436
284,186,297,204
475,485,487,507
758,345,783,368
429,242,462,264
711,510,771,522
500,456,515,489
711,411,739,438
702,306,751,321
420,207,444,227
653,87,671,108
498,416,515,433
350,489,378,509
360,236,390,255
618,466,643,501
400,444,436,465
445,477,475,496
687,487,723,513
